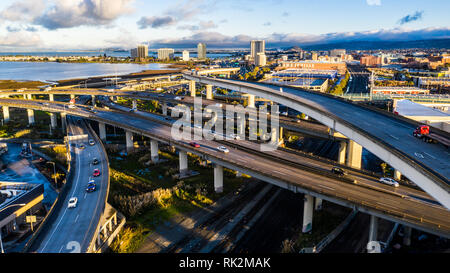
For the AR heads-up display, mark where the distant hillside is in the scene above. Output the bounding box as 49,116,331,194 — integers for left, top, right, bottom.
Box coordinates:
293,38,450,51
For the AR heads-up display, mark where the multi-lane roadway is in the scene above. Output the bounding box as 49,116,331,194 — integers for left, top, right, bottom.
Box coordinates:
29,116,109,253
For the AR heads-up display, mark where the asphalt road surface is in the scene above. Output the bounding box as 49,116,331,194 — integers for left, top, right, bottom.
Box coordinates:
35,116,108,253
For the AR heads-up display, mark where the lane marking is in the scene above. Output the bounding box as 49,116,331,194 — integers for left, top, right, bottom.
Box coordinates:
414,152,424,159
423,152,436,160
75,214,79,223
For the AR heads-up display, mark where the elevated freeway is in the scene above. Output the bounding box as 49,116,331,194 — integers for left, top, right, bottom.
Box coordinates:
183,73,450,210
0,98,449,238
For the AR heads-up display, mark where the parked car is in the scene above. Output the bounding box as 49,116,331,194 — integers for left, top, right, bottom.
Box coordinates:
68,197,78,208
331,166,347,176
217,146,229,153
88,139,95,146
93,169,101,177
379,177,399,187
189,142,200,148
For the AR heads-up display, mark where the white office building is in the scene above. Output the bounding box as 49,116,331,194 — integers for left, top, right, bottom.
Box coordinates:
197,43,207,60
157,48,175,60
182,50,190,61
256,52,267,66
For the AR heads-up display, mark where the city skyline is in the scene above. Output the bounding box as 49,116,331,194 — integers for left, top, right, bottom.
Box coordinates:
0,0,448,51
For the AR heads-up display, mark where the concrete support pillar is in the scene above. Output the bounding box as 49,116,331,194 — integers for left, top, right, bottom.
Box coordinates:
214,164,224,193
27,109,35,125
132,99,137,111
189,80,196,97
70,94,75,100
98,122,106,141
91,95,96,106
179,150,188,174
403,226,412,246
368,215,378,243
61,113,67,133
314,198,323,211
206,84,213,100
150,139,159,162
279,127,284,144
49,94,54,101
50,113,57,129
338,141,347,165
2,106,10,123
394,170,402,181
247,94,255,108
346,140,362,169
27,94,32,100
162,102,168,116
302,195,314,233
125,130,133,153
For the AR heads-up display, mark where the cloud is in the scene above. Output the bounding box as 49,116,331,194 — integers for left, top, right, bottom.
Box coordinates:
263,22,272,26
0,0,135,30
0,0,46,22
0,31,41,47
148,27,450,48
137,16,176,29
398,11,424,25
282,12,289,17
366,0,381,6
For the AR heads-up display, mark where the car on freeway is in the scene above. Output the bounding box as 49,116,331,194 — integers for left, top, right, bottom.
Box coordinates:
86,181,96,193
92,158,99,165
79,144,85,150
331,167,347,176
174,96,182,100
89,139,95,146
68,197,78,208
189,142,200,148
93,169,101,177
291,118,301,123
68,104,76,109
379,177,399,187
228,133,240,140
217,146,229,153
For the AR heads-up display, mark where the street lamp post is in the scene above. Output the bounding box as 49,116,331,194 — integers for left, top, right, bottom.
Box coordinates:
47,161,57,186
0,203,26,253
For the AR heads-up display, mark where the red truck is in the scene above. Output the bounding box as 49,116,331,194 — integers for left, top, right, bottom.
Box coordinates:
413,125,450,148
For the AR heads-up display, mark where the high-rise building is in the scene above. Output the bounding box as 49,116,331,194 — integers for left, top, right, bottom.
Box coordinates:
250,40,265,60
311,52,318,61
137,44,148,59
157,48,175,60
130,48,138,58
256,52,267,66
182,50,190,61
197,43,207,60
131,44,148,59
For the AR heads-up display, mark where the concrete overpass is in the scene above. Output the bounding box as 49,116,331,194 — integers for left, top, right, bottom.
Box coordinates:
0,98,449,241
183,73,450,210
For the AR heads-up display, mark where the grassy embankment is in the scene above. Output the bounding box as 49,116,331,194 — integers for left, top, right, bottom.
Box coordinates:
108,148,249,253
0,80,46,90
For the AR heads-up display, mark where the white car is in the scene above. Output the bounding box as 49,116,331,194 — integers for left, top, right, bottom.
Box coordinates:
217,146,229,153
89,139,95,146
379,177,399,187
68,197,78,208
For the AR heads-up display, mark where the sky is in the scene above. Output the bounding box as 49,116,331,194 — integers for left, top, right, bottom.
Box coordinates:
0,0,448,51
